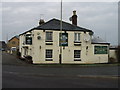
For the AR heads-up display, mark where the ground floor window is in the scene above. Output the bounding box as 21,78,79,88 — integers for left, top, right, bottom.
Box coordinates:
45,49,53,61
74,50,81,61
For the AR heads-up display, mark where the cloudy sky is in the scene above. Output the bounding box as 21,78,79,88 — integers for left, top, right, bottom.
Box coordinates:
0,1,118,45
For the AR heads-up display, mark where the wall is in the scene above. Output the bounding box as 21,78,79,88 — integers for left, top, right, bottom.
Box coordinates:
109,49,118,62
32,30,59,64
86,44,109,63
32,30,104,64
19,33,33,58
7,37,19,49
20,30,109,64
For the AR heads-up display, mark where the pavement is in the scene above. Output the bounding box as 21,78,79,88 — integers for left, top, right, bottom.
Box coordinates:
2,51,120,88
2,51,30,66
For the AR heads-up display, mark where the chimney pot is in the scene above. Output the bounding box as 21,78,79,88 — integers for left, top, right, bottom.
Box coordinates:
73,10,76,15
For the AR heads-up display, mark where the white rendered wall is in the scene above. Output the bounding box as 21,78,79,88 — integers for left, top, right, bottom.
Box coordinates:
20,30,109,64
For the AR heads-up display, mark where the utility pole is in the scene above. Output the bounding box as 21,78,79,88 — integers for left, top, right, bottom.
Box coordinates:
59,0,62,64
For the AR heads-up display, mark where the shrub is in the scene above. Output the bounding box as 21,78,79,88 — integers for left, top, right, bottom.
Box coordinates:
109,57,116,63
25,55,33,64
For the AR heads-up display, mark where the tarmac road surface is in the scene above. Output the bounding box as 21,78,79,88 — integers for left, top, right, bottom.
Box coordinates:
2,52,119,88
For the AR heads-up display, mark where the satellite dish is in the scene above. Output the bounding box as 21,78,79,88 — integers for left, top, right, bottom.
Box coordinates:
84,34,90,42
69,17,72,21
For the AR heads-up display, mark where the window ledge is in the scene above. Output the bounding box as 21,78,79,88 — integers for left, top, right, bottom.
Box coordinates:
45,41,53,42
74,41,81,43
74,44,81,46
45,59,53,61
74,59,81,61
46,43,53,45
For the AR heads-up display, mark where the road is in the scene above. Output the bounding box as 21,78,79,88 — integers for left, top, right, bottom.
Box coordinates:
2,52,119,88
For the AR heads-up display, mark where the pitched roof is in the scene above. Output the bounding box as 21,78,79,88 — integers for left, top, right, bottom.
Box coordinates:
8,35,19,42
34,18,93,32
20,18,93,35
92,36,110,45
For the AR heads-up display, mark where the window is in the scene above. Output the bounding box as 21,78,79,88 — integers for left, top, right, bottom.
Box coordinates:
74,33,80,42
26,34,32,45
46,32,53,41
46,49,53,58
74,50,81,58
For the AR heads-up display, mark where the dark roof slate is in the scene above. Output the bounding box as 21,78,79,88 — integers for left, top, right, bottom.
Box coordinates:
34,18,92,32
20,18,93,36
92,36,110,45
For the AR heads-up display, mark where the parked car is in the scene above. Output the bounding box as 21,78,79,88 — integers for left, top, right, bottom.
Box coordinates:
0,48,5,51
11,47,17,51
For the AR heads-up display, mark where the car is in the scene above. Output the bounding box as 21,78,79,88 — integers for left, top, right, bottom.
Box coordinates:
0,48,5,51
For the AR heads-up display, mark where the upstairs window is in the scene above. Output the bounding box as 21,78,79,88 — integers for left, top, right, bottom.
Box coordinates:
26,34,32,45
74,33,80,42
46,32,53,42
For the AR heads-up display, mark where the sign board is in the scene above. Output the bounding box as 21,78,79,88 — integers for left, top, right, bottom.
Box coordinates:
59,33,68,46
94,46,108,54
26,34,32,45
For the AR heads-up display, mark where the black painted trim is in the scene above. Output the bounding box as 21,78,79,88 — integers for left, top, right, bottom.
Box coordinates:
74,44,81,46
45,41,53,42
45,59,53,61
46,43,53,45
74,59,81,61
92,43,110,45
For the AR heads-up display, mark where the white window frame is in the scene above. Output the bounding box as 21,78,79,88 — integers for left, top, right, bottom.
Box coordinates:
45,49,53,61
74,33,81,42
74,50,81,61
45,32,53,42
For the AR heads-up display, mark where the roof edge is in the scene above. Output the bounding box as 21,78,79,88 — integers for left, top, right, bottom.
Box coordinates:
92,43,110,45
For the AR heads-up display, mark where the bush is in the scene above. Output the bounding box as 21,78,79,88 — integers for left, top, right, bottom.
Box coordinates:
25,55,33,64
109,57,116,63
17,52,21,56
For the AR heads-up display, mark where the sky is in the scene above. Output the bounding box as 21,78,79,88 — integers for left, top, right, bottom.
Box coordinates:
0,1,119,45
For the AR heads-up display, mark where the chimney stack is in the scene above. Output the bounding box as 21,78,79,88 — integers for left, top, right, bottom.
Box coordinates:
39,19,45,25
72,10,77,25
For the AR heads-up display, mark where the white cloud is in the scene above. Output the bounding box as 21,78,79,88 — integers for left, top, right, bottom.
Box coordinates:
12,7,31,14
2,2,118,45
